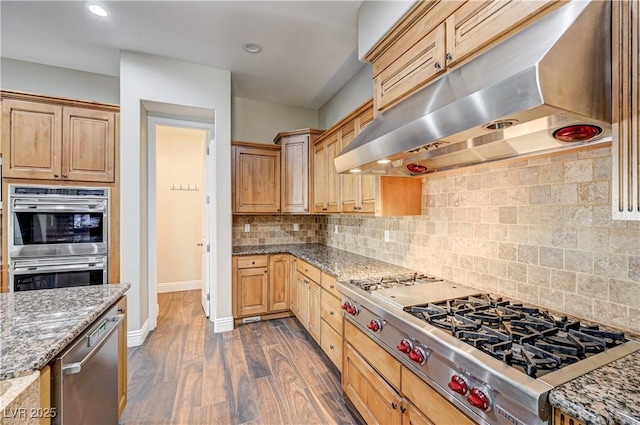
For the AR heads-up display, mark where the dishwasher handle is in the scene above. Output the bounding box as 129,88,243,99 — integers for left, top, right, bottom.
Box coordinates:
62,314,124,376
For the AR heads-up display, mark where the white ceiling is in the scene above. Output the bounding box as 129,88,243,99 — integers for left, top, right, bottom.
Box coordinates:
0,1,366,110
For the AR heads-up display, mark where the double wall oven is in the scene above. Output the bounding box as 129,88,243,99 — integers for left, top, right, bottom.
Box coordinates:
8,185,110,292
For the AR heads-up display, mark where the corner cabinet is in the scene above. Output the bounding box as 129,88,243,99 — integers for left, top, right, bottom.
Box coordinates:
232,142,281,214
232,254,291,322
313,99,422,216
274,129,323,214
1,93,117,182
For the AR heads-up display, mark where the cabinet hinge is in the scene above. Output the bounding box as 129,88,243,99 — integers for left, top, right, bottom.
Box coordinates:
206,244,210,253
206,293,210,301
206,146,210,155
206,195,211,204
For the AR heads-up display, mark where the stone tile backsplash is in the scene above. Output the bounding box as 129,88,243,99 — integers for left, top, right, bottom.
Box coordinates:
319,145,640,333
232,215,321,246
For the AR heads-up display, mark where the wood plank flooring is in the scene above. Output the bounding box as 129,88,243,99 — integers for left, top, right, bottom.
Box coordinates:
120,290,360,425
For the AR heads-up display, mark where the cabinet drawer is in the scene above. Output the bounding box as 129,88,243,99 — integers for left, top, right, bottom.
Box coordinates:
375,22,446,111
296,259,321,283
237,255,268,269
321,290,343,335
321,319,342,371
320,272,340,299
344,320,401,390
401,367,475,425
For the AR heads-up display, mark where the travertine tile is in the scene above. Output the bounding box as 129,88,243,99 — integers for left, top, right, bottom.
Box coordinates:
507,262,527,282
551,183,578,205
539,163,564,184
540,288,565,312
499,243,517,261
594,252,630,279
564,205,593,227
529,185,551,205
507,225,528,244
528,265,551,287
499,206,517,224
528,225,553,246
540,246,564,269
540,205,565,225
630,256,640,282
577,274,608,300
578,181,609,205
552,227,579,249
518,244,539,265
609,279,640,307
563,293,594,320
610,228,640,255
564,159,593,183
497,278,518,297
578,227,610,251
595,301,628,329
518,206,540,225
564,249,593,274
594,156,611,180
517,282,540,304
518,166,539,186
551,269,577,292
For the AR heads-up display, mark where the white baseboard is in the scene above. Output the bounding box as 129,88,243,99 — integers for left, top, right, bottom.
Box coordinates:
157,280,201,293
213,316,234,333
127,318,150,347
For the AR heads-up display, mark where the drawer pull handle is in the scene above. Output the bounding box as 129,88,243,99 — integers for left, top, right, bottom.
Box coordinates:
446,52,452,61
330,284,334,289
391,402,398,410
330,311,334,315
434,61,441,69
329,344,334,350
252,261,255,265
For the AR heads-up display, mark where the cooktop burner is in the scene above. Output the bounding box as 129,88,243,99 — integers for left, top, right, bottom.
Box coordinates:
405,294,627,378
350,272,442,292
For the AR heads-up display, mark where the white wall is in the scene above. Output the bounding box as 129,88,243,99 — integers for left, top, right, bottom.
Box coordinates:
357,1,417,60
156,126,205,288
232,97,319,143
120,51,232,337
318,64,373,129
0,58,120,104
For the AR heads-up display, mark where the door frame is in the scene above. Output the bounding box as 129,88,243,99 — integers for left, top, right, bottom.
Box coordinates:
147,116,216,330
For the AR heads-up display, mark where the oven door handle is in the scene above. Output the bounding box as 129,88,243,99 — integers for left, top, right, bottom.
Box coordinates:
13,262,105,274
12,201,106,212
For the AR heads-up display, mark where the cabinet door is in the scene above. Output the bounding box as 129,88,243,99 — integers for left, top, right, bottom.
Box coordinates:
320,290,343,335
404,401,435,425
325,133,341,213
116,296,128,418
296,272,309,327
374,22,446,112
237,267,269,317
340,125,358,213
357,109,378,214
290,258,298,315
1,99,62,180
313,141,327,213
446,0,558,67
63,107,116,182
281,135,310,213
234,146,281,214
401,367,475,425
308,280,321,342
268,254,290,312
343,343,403,425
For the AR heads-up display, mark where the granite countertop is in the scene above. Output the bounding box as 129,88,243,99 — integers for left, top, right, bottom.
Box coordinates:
233,243,416,280
0,283,130,380
235,243,640,425
549,351,640,425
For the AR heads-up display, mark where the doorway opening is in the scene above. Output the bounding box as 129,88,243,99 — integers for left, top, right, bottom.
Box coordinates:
148,117,214,331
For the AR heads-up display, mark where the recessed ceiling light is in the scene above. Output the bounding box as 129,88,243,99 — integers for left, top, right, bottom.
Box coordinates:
88,4,108,17
243,42,263,54
377,159,391,164
349,168,361,173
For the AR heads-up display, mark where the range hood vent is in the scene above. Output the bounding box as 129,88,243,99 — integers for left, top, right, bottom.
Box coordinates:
335,0,612,177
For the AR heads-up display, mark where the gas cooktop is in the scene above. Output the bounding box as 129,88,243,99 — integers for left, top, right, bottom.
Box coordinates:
405,294,627,378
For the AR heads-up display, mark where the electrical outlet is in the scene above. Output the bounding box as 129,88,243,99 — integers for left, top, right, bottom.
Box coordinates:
244,223,250,233
293,223,299,231
334,224,339,234
384,230,390,243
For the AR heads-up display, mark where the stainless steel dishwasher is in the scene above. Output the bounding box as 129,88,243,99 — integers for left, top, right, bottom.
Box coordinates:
53,304,124,425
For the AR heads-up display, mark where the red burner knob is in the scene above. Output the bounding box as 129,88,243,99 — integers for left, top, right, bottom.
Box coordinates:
467,388,491,411
341,301,351,311
408,347,427,365
397,339,413,354
346,304,359,316
448,375,469,396
367,319,382,332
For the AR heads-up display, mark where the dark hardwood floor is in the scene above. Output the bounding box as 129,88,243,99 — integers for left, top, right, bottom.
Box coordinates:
120,290,359,425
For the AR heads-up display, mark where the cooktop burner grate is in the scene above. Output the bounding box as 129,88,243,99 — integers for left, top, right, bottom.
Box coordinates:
405,295,627,378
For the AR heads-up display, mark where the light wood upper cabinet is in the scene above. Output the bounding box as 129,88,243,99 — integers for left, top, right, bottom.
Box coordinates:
445,0,559,67
63,107,116,182
313,99,422,216
275,129,323,214
367,0,561,113
232,142,281,214
1,97,116,182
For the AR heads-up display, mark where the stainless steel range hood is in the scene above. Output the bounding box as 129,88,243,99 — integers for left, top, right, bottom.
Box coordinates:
335,0,612,177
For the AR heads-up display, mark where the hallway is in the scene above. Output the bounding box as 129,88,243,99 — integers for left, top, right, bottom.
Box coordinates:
120,290,359,425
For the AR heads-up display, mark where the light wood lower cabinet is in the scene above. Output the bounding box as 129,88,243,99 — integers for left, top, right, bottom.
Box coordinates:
117,296,128,419
344,320,474,425
308,280,321,342
40,365,51,425
232,255,290,319
295,259,321,342
553,409,586,425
